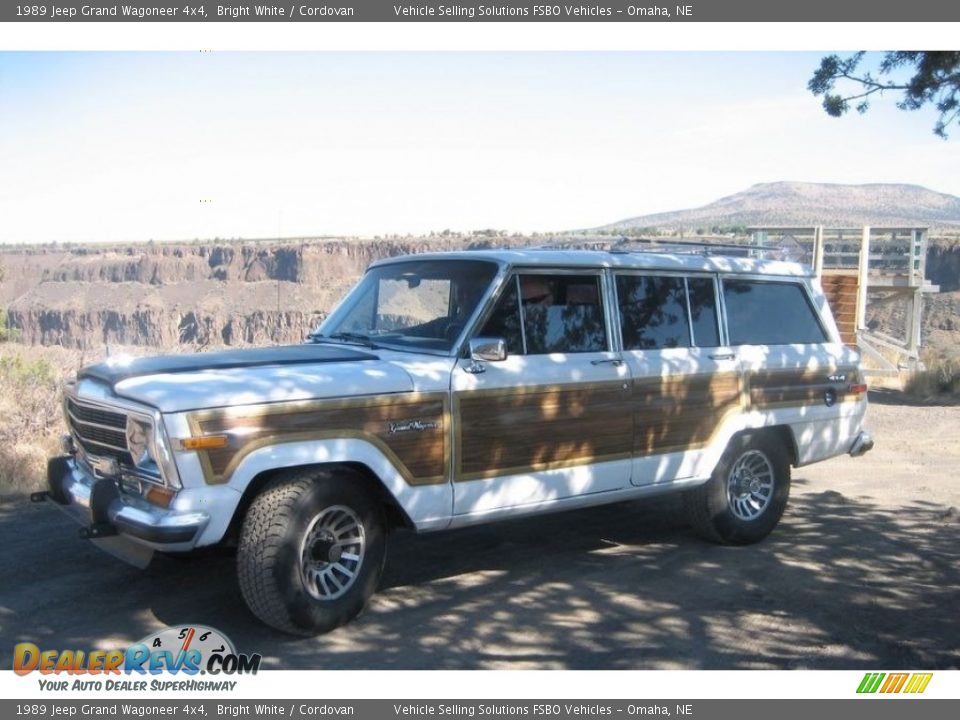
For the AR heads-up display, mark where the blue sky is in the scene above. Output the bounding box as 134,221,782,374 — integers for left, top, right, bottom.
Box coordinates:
1,52,957,244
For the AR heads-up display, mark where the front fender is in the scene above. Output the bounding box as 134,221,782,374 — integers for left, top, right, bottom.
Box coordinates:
216,438,453,535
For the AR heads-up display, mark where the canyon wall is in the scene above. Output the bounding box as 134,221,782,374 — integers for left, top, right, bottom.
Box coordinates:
1,238,495,349
3,237,959,351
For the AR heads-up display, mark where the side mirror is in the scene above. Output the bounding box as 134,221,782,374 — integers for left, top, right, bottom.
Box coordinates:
468,337,507,363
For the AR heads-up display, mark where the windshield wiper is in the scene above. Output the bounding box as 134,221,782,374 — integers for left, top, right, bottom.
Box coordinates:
319,331,381,349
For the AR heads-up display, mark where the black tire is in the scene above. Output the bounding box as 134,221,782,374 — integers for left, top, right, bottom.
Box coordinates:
684,432,791,545
237,468,386,635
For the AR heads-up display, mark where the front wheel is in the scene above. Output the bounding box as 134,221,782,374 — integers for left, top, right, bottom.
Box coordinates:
684,432,791,545
237,469,386,635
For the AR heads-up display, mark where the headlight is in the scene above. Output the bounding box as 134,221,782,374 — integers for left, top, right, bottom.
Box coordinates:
126,416,156,468
123,411,181,489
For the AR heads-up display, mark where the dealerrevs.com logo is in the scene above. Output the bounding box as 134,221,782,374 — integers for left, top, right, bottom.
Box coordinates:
857,672,933,694
13,625,261,691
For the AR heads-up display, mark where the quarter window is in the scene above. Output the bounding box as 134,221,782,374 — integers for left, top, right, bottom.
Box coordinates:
687,277,721,347
723,279,827,346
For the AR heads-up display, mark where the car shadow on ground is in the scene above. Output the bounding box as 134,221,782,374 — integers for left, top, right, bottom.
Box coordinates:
867,388,960,408
3,482,957,670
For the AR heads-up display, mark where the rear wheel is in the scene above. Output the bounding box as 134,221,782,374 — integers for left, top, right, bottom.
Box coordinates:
684,432,791,545
237,468,386,635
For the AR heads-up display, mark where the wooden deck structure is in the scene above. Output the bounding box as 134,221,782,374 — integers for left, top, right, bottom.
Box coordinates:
750,227,939,380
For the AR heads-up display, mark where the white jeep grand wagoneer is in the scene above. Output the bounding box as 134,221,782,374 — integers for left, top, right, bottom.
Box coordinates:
41,248,873,634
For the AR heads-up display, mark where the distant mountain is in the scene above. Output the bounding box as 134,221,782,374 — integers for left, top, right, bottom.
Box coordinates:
598,182,960,232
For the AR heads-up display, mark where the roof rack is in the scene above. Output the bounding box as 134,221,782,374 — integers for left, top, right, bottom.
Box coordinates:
609,236,806,262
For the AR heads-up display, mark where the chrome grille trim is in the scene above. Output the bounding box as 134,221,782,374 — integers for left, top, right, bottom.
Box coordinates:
66,398,125,429
63,380,181,489
65,395,159,485
66,409,126,434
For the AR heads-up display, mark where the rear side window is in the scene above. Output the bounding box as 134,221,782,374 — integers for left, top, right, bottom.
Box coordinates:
617,275,690,350
616,274,721,350
723,279,827,346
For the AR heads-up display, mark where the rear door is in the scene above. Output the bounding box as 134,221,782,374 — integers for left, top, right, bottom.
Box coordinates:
451,269,634,517
614,271,742,485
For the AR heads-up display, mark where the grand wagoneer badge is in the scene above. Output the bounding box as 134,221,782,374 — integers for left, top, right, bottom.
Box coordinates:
388,419,440,434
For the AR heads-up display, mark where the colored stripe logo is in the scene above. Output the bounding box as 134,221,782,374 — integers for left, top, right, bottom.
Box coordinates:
857,672,933,694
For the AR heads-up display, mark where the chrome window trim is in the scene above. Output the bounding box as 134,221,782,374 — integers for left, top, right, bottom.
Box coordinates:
683,276,696,347
715,272,731,347
602,268,623,354
516,274,528,355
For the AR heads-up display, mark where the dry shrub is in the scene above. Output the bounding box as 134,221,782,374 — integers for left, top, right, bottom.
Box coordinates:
0,346,82,498
0,341,237,498
906,355,960,399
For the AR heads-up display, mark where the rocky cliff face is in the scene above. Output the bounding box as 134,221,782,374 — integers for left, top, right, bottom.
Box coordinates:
3,236,959,351
2,238,491,349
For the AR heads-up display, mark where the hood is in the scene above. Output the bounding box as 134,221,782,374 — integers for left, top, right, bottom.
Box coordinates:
79,344,416,414
79,344,377,385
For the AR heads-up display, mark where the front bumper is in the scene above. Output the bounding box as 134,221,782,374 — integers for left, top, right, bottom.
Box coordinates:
40,455,210,566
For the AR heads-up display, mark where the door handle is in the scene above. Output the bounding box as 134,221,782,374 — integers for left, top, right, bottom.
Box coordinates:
591,358,624,366
709,352,736,361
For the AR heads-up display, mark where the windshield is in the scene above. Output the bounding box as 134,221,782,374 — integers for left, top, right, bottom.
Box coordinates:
315,259,500,353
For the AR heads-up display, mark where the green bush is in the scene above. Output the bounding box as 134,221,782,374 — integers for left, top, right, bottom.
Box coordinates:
0,310,19,342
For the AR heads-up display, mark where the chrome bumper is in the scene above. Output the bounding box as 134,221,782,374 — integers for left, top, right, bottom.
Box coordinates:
848,431,875,457
40,456,210,567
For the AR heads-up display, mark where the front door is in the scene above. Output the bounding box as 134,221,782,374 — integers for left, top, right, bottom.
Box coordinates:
451,270,633,517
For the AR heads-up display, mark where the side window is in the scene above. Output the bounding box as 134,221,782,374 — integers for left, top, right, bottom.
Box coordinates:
687,277,721,347
616,275,690,350
520,274,607,354
479,273,608,355
723,279,828,346
478,277,524,355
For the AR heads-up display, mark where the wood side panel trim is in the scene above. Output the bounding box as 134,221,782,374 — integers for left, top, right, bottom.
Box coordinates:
632,372,741,456
747,366,862,409
455,380,634,481
186,393,449,486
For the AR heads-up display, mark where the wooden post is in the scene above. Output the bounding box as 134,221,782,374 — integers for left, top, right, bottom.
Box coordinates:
915,228,927,288
909,290,924,360
813,225,824,278
856,226,871,330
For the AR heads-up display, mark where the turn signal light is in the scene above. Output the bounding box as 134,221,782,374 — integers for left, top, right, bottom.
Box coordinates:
179,435,230,450
144,484,175,508
849,383,868,395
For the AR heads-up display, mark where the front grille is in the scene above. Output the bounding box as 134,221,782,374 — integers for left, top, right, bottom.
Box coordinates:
67,399,125,429
66,397,134,466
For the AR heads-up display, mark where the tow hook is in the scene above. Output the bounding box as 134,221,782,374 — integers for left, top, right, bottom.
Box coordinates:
79,523,118,540
849,431,875,457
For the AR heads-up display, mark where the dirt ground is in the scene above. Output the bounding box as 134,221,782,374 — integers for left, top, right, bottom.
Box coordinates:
1,392,958,670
